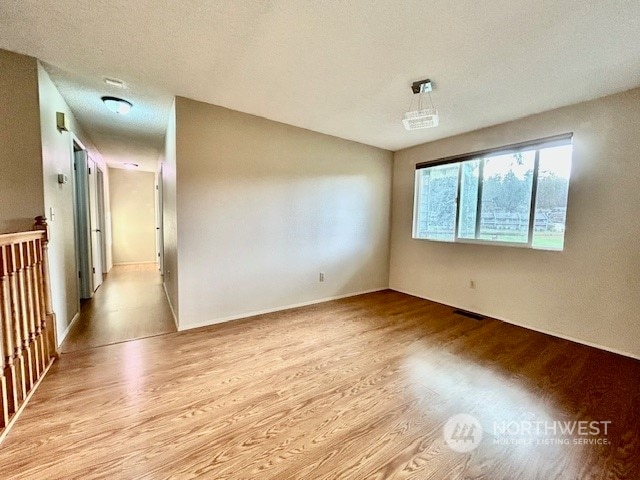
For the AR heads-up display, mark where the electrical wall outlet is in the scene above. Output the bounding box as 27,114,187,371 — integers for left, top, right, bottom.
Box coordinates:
319,272,325,282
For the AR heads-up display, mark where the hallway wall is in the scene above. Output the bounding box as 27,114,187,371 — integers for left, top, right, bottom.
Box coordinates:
38,63,111,343
0,49,112,344
160,100,179,320
0,49,44,233
109,168,157,264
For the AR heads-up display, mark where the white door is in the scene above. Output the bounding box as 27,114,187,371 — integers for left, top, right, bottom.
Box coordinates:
88,158,103,291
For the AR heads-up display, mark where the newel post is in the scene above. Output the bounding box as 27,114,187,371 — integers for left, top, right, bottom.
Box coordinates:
33,217,58,358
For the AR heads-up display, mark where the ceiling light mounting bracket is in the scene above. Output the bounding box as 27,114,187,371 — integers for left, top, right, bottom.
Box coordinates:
411,79,433,94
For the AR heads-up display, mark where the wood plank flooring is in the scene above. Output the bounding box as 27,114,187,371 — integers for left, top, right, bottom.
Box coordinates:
1,290,639,479
60,264,177,352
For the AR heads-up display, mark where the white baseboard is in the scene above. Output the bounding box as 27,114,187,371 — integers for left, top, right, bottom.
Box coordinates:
390,287,640,361
179,287,387,332
163,283,179,330
113,261,157,266
57,310,80,347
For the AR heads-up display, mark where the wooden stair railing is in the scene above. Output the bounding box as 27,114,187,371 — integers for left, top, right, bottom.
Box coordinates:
0,216,58,436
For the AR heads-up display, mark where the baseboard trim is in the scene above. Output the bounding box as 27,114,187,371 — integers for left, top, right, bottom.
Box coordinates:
179,288,387,332
390,287,640,361
57,311,80,347
0,358,55,445
113,261,158,266
163,283,179,330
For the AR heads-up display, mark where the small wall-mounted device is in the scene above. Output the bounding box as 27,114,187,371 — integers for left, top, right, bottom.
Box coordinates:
57,173,68,184
56,112,68,132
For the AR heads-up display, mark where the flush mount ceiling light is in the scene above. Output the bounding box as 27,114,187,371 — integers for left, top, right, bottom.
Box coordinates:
402,79,439,131
102,96,132,115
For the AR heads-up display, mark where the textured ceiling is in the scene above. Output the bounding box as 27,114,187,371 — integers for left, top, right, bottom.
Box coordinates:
41,64,171,171
1,0,639,171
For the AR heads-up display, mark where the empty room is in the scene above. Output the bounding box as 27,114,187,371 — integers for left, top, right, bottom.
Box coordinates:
0,1,639,479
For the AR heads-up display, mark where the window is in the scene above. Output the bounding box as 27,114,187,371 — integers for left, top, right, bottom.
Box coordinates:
413,134,572,250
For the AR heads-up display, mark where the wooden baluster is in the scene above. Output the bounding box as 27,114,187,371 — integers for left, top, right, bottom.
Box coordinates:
31,239,48,371
0,245,11,428
34,217,58,358
35,238,49,365
14,243,34,392
0,300,6,429
6,245,26,405
24,241,41,381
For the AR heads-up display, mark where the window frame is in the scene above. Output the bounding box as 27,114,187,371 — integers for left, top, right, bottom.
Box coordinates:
413,133,573,250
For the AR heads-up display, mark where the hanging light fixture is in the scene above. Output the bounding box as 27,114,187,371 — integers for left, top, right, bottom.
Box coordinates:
402,79,439,130
102,96,133,115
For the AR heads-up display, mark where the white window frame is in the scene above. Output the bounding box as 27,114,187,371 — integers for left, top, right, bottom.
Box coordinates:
412,133,573,250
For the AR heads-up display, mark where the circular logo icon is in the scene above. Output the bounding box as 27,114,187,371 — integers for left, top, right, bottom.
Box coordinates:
443,413,483,452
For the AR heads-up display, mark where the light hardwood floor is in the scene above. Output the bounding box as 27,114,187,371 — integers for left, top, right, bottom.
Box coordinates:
1,291,639,479
60,264,177,352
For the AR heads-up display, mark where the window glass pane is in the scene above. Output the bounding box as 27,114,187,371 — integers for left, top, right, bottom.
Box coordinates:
532,145,572,250
458,159,480,239
414,164,460,241
478,150,535,243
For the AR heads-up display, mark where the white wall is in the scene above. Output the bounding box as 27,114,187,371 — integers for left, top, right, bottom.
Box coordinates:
0,49,44,234
161,100,179,322
109,168,157,264
38,63,111,343
174,97,393,329
390,88,640,359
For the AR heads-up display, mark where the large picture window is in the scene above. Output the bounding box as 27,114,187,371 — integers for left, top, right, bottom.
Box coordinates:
413,134,573,250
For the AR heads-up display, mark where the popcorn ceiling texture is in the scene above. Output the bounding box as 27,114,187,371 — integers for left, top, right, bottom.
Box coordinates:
0,0,639,171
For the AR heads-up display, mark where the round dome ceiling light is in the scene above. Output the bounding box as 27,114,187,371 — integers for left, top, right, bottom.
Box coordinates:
102,96,132,115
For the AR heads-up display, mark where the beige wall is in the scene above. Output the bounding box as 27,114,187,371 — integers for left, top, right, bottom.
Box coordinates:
109,168,156,264
0,50,44,233
174,97,393,329
390,88,640,359
0,52,112,343
38,63,111,343
161,101,179,320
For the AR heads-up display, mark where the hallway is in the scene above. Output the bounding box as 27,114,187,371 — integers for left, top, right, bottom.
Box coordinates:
60,264,177,352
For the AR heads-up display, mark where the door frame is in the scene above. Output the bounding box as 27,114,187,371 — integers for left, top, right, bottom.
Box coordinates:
87,157,103,291
96,167,108,275
71,137,94,299
155,165,164,274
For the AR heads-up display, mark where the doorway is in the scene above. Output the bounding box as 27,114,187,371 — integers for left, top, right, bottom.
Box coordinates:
96,168,108,279
155,165,164,274
72,141,105,299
